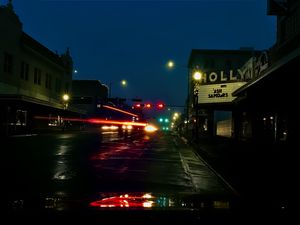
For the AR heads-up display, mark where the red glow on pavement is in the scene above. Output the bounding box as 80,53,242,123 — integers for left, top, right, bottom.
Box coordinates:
87,119,147,127
34,116,147,127
89,194,154,208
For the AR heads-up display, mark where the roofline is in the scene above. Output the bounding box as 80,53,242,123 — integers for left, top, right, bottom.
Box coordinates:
232,44,300,96
21,32,66,67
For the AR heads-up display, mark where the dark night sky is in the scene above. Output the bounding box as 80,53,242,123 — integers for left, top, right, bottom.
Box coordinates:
4,0,276,109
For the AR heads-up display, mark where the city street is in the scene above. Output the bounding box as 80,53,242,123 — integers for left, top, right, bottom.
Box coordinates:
0,0,295,223
1,128,235,213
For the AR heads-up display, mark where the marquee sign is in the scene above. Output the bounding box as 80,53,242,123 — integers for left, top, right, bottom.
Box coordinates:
197,82,247,104
197,68,253,85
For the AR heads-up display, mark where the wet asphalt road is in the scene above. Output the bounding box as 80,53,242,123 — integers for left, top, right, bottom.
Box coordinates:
1,128,234,212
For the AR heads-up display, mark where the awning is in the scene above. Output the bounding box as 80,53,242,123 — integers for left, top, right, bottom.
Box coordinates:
232,45,300,96
0,94,85,114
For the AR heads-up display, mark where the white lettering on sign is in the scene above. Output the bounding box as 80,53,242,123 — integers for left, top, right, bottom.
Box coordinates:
230,70,237,81
208,88,228,98
221,71,227,82
198,82,247,104
209,72,218,82
199,69,252,84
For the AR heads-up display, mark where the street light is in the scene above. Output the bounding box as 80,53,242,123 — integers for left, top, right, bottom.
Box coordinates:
166,60,201,137
121,79,127,87
193,71,202,81
167,60,175,69
109,79,128,98
192,74,202,140
62,94,70,109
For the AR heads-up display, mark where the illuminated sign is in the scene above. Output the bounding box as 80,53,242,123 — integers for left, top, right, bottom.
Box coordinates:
254,51,269,77
197,69,252,85
197,82,246,104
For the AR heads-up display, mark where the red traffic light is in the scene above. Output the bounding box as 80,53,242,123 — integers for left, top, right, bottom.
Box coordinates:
145,103,152,109
157,103,165,109
134,103,142,108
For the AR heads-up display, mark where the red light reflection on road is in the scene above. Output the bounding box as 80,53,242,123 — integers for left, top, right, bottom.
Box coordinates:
87,119,147,127
90,193,154,208
34,116,147,127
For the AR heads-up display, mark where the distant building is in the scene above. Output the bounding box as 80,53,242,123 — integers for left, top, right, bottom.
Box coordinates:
232,0,300,145
0,1,82,135
187,48,260,138
71,80,108,117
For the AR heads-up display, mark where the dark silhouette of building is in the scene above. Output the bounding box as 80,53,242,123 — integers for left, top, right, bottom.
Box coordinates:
0,1,82,135
71,80,108,117
232,0,299,146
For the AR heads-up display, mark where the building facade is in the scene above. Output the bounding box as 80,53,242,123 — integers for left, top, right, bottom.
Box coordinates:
0,1,80,135
232,0,300,146
187,48,260,139
71,80,108,117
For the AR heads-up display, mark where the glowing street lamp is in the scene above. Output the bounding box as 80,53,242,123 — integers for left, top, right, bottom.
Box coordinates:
62,94,70,101
167,60,175,69
109,79,128,98
121,79,127,87
192,69,203,140
193,71,202,81
166,59,202,133
62,94,70,109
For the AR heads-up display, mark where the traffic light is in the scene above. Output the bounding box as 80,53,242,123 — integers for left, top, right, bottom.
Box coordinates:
157,103,165,109
158,117,169,123
134,103,142,109
145,103,152,109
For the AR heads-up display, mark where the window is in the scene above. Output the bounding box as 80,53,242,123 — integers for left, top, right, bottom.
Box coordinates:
45,73,52,89
3,52,13,74
20,61,29,81
34,67,42,85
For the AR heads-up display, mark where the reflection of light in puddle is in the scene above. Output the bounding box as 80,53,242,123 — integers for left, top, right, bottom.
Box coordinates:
90,193,156,208
91,145,131,160
53,160,75,180
101,132,121,143
55,145,69,156
45,197,61,209
89,193,232,209
102,131,118,135
58,134,74,139
44,193,68,210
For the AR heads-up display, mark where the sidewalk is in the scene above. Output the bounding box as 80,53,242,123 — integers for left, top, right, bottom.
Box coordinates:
184,135,292,214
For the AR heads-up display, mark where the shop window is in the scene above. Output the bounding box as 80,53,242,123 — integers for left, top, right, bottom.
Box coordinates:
16,110,27,126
